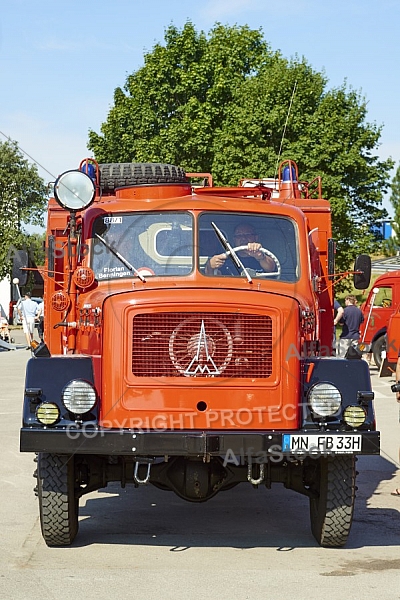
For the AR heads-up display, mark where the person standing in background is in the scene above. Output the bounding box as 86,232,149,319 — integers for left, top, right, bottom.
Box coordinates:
36,298,44,341
392,353,400,496
333,299,344,354
18,292,39,349
336,295,364,358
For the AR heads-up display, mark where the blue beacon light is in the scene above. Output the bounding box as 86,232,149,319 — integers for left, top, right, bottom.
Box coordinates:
81,163,96,181
282,165,297,182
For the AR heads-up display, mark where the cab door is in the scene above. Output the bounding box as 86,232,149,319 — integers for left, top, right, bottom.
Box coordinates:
360,284,393,344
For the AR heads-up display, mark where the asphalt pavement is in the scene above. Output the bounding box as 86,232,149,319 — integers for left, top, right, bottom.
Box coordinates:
0,345,399,600
0,326,39,352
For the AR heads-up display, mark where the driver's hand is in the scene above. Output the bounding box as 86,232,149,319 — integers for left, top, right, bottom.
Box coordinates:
208,253,227,270
245,242,263,259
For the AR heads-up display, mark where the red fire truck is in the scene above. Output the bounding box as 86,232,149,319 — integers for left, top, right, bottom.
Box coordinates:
385,301,400,365
359,271,400,368
19,159,379,548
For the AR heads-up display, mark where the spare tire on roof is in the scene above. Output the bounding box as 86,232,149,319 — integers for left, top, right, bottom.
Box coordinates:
98,163,187,190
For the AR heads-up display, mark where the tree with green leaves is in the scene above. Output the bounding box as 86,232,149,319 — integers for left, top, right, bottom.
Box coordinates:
0,139,47,280
88,22,393,276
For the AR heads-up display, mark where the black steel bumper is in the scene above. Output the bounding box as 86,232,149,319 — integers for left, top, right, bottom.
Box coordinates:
20,428,380,457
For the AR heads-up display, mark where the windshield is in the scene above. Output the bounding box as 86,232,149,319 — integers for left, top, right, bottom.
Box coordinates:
92,212,194,280
91,211,299,282
199,212,299,282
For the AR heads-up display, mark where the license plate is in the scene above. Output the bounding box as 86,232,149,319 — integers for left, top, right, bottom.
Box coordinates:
282,434,362,453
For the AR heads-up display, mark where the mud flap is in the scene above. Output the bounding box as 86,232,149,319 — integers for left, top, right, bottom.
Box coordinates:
379,357,395,377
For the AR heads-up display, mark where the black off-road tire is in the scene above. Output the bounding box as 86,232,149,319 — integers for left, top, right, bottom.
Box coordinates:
37,453,79,547
309,455,356,547
372,334,386,369
99,163,187,191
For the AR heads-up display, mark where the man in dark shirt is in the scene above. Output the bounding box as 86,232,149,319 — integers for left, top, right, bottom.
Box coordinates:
205,223,275,275
337,295,364,357
333,299,344,354
392,352,400,496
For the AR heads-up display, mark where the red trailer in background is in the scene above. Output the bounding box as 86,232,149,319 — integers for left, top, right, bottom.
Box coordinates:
359,271,400,367
386,305,400,364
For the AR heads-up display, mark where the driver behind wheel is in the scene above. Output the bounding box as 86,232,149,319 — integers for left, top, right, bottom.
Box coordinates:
205,223,276,275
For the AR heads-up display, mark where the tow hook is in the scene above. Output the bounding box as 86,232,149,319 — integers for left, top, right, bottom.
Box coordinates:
133,461,152,485
247,463,265,485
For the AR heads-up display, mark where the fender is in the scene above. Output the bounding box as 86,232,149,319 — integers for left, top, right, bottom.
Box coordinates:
22,356,98,428
301,357,375,428
371,326,386,345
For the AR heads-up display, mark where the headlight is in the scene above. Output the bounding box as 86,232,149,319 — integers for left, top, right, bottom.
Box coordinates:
308,383,341,417
36,402,60,425
343,405,366,428
54,170,95,212
62,380,96,414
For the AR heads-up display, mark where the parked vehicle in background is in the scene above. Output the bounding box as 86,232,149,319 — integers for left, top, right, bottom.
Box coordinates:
358,271,400,368
386,306,400,364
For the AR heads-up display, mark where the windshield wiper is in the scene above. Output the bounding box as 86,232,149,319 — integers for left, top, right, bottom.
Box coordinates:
210,222,252,283
95,233,146,282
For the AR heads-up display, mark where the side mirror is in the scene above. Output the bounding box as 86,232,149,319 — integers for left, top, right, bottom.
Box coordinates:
353,254,371,290
12,250,29,287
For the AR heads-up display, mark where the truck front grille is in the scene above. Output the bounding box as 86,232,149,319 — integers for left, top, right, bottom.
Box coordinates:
132,312,272,378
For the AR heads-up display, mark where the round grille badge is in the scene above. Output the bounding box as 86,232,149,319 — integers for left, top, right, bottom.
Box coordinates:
169,317,233,376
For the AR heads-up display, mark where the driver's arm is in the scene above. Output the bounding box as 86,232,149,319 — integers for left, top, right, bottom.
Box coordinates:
246,243,276,272
258,255,275,271
205,253,226,275
205,246,275,275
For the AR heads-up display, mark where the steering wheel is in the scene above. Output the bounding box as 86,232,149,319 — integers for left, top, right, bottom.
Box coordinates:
224,245,281,277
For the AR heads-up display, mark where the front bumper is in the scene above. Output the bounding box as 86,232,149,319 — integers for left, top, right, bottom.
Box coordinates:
20,428,380,457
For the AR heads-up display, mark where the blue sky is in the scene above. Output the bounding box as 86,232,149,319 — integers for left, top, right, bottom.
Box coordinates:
1,0,399,216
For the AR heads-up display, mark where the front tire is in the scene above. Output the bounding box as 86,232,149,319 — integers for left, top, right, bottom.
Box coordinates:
37,453,79,547
309,455,356,547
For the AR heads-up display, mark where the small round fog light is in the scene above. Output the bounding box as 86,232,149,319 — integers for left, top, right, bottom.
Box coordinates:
36,402,60,425
343,405,366,428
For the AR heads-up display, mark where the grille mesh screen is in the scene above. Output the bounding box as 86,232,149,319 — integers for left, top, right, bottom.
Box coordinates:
132,312,272,378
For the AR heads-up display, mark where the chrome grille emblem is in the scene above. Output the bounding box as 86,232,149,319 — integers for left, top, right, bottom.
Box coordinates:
169,317,233,377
